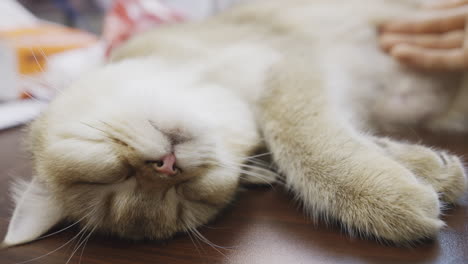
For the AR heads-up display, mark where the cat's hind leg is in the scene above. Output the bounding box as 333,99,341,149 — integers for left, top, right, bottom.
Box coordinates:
257,58,446,244
373,137,467,204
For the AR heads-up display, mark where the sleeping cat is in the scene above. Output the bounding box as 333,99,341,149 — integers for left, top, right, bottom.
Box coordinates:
2,0,467,248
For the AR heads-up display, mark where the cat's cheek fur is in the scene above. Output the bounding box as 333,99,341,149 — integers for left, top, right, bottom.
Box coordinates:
181,168,240,205
40,140,127,185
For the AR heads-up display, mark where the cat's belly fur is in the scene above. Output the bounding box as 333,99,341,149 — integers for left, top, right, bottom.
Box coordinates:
228,0,463,130
113,0,462,131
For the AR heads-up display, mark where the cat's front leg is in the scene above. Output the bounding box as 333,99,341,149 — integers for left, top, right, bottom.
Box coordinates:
256,60,444,243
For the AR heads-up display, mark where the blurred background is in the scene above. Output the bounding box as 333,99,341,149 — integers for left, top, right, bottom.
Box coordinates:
17,0,244,33
18,0,107,33
0,0,245,130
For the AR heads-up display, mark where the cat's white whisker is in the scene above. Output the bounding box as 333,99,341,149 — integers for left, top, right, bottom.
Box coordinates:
24,48,63,95
238,172,279,187
13,205,98,264
224,160,279,175
80,122,110,136
78,228,93,264
244,152,271,159
37,204,96,240
37,48,65,95
66,224,97,264
11,81,44,104
237,167,274,179
37,48,49,65
28,47,44,73
188,228,230,257
243,158,272,168
67,226,90,264
209,161,281,187
13,218,94,264
186,228,205,257
237,163,275,172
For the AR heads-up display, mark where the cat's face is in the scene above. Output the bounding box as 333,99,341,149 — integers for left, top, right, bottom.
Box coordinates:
3,60,263,246
45,114,241,241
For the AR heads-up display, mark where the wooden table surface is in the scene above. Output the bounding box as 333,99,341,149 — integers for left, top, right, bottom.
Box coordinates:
0,127,467,264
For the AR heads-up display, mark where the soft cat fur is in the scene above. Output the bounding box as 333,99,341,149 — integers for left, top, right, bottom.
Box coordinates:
3,0,467,247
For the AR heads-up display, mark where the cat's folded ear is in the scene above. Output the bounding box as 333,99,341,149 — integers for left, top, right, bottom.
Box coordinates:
1,178,64,248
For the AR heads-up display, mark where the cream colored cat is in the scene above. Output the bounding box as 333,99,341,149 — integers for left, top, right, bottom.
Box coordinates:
2,0,467,248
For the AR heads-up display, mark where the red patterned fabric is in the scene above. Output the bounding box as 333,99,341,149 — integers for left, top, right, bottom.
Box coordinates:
103,0,185,57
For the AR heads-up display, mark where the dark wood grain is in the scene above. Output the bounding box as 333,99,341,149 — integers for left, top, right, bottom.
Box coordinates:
0,127,467,264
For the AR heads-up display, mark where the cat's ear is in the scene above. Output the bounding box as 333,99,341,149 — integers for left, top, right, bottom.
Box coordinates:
1,178,64,248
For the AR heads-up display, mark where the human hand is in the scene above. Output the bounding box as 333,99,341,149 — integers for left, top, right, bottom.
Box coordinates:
379,0,468,71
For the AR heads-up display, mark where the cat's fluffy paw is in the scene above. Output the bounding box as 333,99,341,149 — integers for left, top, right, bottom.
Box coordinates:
342,173,444,243
374,138,467,204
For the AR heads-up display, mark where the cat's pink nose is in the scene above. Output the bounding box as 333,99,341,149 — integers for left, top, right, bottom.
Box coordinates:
154,153,178,176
